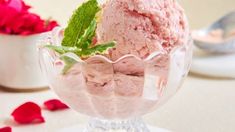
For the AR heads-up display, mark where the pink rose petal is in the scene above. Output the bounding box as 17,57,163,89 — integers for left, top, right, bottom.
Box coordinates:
44,99,69,111
0,127,12,132
11,102,45,124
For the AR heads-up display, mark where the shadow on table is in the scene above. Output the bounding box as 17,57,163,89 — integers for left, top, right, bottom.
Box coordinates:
189,72,235,80
0,85,49,93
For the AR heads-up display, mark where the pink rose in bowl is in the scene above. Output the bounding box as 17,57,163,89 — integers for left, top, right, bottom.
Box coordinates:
0,0,58,35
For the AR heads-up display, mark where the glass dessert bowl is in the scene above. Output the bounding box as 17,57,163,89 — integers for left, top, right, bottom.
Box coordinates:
39,27,192,132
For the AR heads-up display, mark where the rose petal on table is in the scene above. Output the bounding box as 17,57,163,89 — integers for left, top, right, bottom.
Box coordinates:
44,99,69,111
0,126,12,132
11,102,45,124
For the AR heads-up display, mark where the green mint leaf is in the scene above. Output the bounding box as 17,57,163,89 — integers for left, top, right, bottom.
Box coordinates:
81,41,116,57
60,56,78,74
82,41,90,49
78,19,97,48
45,45,82,55
62,0,100,47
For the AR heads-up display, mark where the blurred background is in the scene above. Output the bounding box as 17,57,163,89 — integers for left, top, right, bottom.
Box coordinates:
24,0,235,29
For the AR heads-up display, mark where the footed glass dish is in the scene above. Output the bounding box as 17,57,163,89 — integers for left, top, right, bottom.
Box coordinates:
39,28,192,132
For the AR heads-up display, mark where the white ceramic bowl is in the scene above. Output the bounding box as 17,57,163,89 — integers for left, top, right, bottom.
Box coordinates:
0,33,48,89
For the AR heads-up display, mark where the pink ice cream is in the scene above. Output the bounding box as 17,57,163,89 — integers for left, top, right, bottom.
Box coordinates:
97,0,189,60
82,0,189,98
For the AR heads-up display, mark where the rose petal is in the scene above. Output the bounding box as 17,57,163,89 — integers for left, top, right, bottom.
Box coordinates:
45,20,59,31
20,0,31,11
0,6,18,26
11,102,45,124
44,99,69,111
0,0,6,5
8,0,23,12
0,127,12,132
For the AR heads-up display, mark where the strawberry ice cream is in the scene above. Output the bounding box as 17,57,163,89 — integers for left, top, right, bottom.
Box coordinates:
97,0,189,60
82,0,190,98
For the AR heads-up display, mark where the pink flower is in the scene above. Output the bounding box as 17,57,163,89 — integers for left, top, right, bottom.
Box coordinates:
0,0,58,35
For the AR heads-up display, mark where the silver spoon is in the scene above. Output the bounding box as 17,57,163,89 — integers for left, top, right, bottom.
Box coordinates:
193,11,235,54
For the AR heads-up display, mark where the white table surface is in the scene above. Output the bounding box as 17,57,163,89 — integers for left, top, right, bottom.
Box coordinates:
1,0,235,132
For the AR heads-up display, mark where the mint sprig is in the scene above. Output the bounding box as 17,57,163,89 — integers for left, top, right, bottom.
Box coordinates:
78,19,97,48
62,0,100,47
45,0,116,74
81,41,116,57
45,45,81,55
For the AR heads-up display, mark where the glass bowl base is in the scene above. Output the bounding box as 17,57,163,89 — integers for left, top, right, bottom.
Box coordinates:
60,124,171,132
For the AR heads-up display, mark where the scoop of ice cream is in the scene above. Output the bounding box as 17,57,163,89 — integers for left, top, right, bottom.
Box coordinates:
82,0,189,98
97,0,189,60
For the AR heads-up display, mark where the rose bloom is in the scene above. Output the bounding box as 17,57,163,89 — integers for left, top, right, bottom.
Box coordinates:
0,0,58,35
